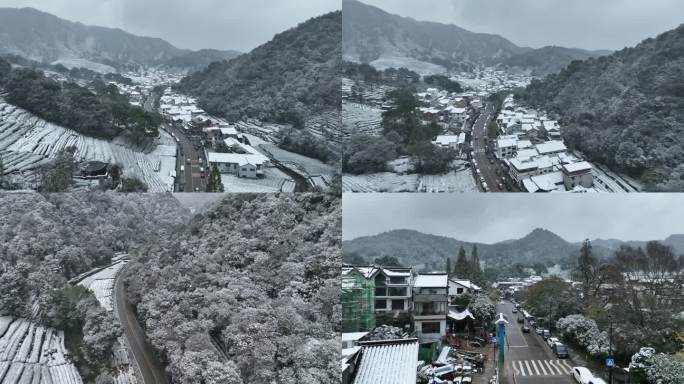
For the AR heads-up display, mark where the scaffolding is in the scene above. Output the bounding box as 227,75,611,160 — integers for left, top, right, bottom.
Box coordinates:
342,269,376,332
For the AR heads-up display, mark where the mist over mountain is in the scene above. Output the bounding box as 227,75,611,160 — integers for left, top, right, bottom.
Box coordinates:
343,228,684,270
342,0,607,75
0,7,240,72
343,0,525,70
504,46,612,76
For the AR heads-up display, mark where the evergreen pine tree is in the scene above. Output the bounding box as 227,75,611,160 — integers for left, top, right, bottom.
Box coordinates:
446,257,452,276
453,246,470,278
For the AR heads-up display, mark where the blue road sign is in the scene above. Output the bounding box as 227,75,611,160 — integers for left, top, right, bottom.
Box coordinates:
606,358,615,367
492,337,497,344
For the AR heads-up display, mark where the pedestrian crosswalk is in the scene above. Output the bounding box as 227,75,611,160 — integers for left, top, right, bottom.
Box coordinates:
511,359,573,377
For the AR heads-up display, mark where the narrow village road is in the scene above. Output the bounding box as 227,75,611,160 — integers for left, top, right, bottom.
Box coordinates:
169,124,207,192
497,301,574,384
471,103,503,192
115,264,169,384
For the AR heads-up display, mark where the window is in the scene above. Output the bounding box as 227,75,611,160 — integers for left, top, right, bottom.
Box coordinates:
391,300,404,310
456,287,464,294
389,276,406,284
388,287,407,296
375,299,387,309
375,287,387,296
421,322,441,334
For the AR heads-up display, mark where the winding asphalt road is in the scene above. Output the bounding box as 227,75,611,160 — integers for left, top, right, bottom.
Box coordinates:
115,264,169,384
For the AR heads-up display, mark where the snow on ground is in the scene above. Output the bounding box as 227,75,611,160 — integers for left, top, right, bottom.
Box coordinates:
370,56,447,76
221,172,283,193
342,102,383,139
51,58,117,74
0,317,82,384
0,100,176,192
342,172,420,192
76,259,138,384
342,169,477,193
417,171,479,193
77,260,126,311
259,144,336,177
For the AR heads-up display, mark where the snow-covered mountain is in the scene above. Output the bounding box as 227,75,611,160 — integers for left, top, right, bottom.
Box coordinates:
0,7,238,71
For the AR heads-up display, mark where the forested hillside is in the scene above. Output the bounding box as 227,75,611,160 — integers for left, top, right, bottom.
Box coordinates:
177,12,341,126
518,24,684,190
0,7,183,67
125,194,341,384
162,49,242,72
504,46,611,76
342,0,524,67
0,56,162,145
0,192,187,380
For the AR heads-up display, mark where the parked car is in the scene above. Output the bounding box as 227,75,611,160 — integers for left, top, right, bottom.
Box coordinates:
554,343,569,359
512,308,518,313
521,325,530,333
542,330,551,340
573,367,593,384
480,177,486,183
517,317,524,323
536,328,544,335
588,379,607,384
546,337,560,348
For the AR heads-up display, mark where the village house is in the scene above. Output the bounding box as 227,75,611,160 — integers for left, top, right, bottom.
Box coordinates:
562,161,594,189
413,274,448,342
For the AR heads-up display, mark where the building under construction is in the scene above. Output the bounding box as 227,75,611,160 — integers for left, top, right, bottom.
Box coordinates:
342,267,376,332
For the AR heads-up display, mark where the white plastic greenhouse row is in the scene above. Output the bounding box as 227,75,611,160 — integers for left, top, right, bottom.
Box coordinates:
0,100,176,192
0,317,82,384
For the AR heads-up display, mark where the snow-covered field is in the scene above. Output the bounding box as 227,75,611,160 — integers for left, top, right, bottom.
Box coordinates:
342,169,477,193
0,317,82,384
76,257,137,384
342,102,383,139
51,58,116,74
260,144,336,178
342,172,420,192
220,166,296,193
0,101,176,192
370,56,447,76
77,259,127,311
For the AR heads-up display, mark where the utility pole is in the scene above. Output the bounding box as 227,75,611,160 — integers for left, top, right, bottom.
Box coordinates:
608,316,613,384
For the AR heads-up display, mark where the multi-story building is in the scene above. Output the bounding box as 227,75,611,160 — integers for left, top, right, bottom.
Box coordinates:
372,267,413,327
412,274,448,342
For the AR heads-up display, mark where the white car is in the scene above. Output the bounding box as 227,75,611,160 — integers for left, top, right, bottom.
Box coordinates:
589,379,607,384
572,367,593,384
546,337,560,348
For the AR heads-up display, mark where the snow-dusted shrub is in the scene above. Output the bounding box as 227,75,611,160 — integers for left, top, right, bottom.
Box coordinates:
629,347,684,384
556,314,609,356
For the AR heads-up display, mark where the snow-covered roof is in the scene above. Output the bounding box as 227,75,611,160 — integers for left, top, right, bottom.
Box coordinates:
353,339,419,384
562,161,593,174
382,269,412,277
414,274,448,288
535,141,567,154
220,127,238,136
516,148,538,160
497,137,517,148
517,140,533,149
448,308,475,321
206,152,267,166
529,171,564,192
342,332,369,342
450,279,481,291
434,135,460,146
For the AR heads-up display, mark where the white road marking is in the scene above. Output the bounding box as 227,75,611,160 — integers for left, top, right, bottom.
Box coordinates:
530,360,540,375
537,360,548,375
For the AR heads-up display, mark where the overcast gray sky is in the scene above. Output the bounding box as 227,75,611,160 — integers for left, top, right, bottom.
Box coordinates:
358,0,684,51
2,0,340,52
343,194,684,243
